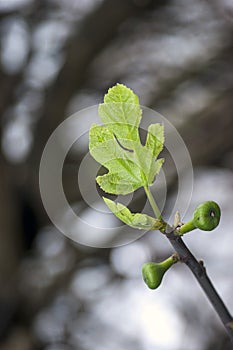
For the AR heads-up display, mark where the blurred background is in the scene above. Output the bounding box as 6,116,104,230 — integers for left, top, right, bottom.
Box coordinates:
0,0,233,349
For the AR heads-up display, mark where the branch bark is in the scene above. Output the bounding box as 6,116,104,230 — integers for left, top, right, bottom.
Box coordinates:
166,231,233,343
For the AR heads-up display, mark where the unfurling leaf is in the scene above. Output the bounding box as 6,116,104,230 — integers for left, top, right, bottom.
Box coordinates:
89,84,164,195
103,197,165,231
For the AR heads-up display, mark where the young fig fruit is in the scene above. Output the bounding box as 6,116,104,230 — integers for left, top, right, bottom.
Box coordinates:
142,255,178,290
178,201,221,234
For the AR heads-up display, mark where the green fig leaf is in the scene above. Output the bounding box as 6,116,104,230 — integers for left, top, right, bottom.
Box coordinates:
89,83,164,195
103,197,165,231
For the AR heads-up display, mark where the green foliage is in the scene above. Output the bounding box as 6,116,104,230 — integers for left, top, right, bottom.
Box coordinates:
89,83,165,228
103,197,165,231
89,84,164,196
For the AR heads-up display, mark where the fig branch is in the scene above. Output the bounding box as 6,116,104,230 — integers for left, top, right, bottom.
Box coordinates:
144,189,233,342
89,83,233,344
166,230,233,343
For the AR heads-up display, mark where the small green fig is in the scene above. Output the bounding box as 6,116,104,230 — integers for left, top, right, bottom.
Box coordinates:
142,255,178,290
178,201,221,234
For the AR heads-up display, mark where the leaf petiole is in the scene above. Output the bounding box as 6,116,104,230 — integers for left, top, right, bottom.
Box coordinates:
144,186,162,220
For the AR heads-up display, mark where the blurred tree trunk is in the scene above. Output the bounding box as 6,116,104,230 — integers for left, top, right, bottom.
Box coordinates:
0,156,21,288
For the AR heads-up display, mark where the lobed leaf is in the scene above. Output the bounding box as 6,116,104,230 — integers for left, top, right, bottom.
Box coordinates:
89,83,164,195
